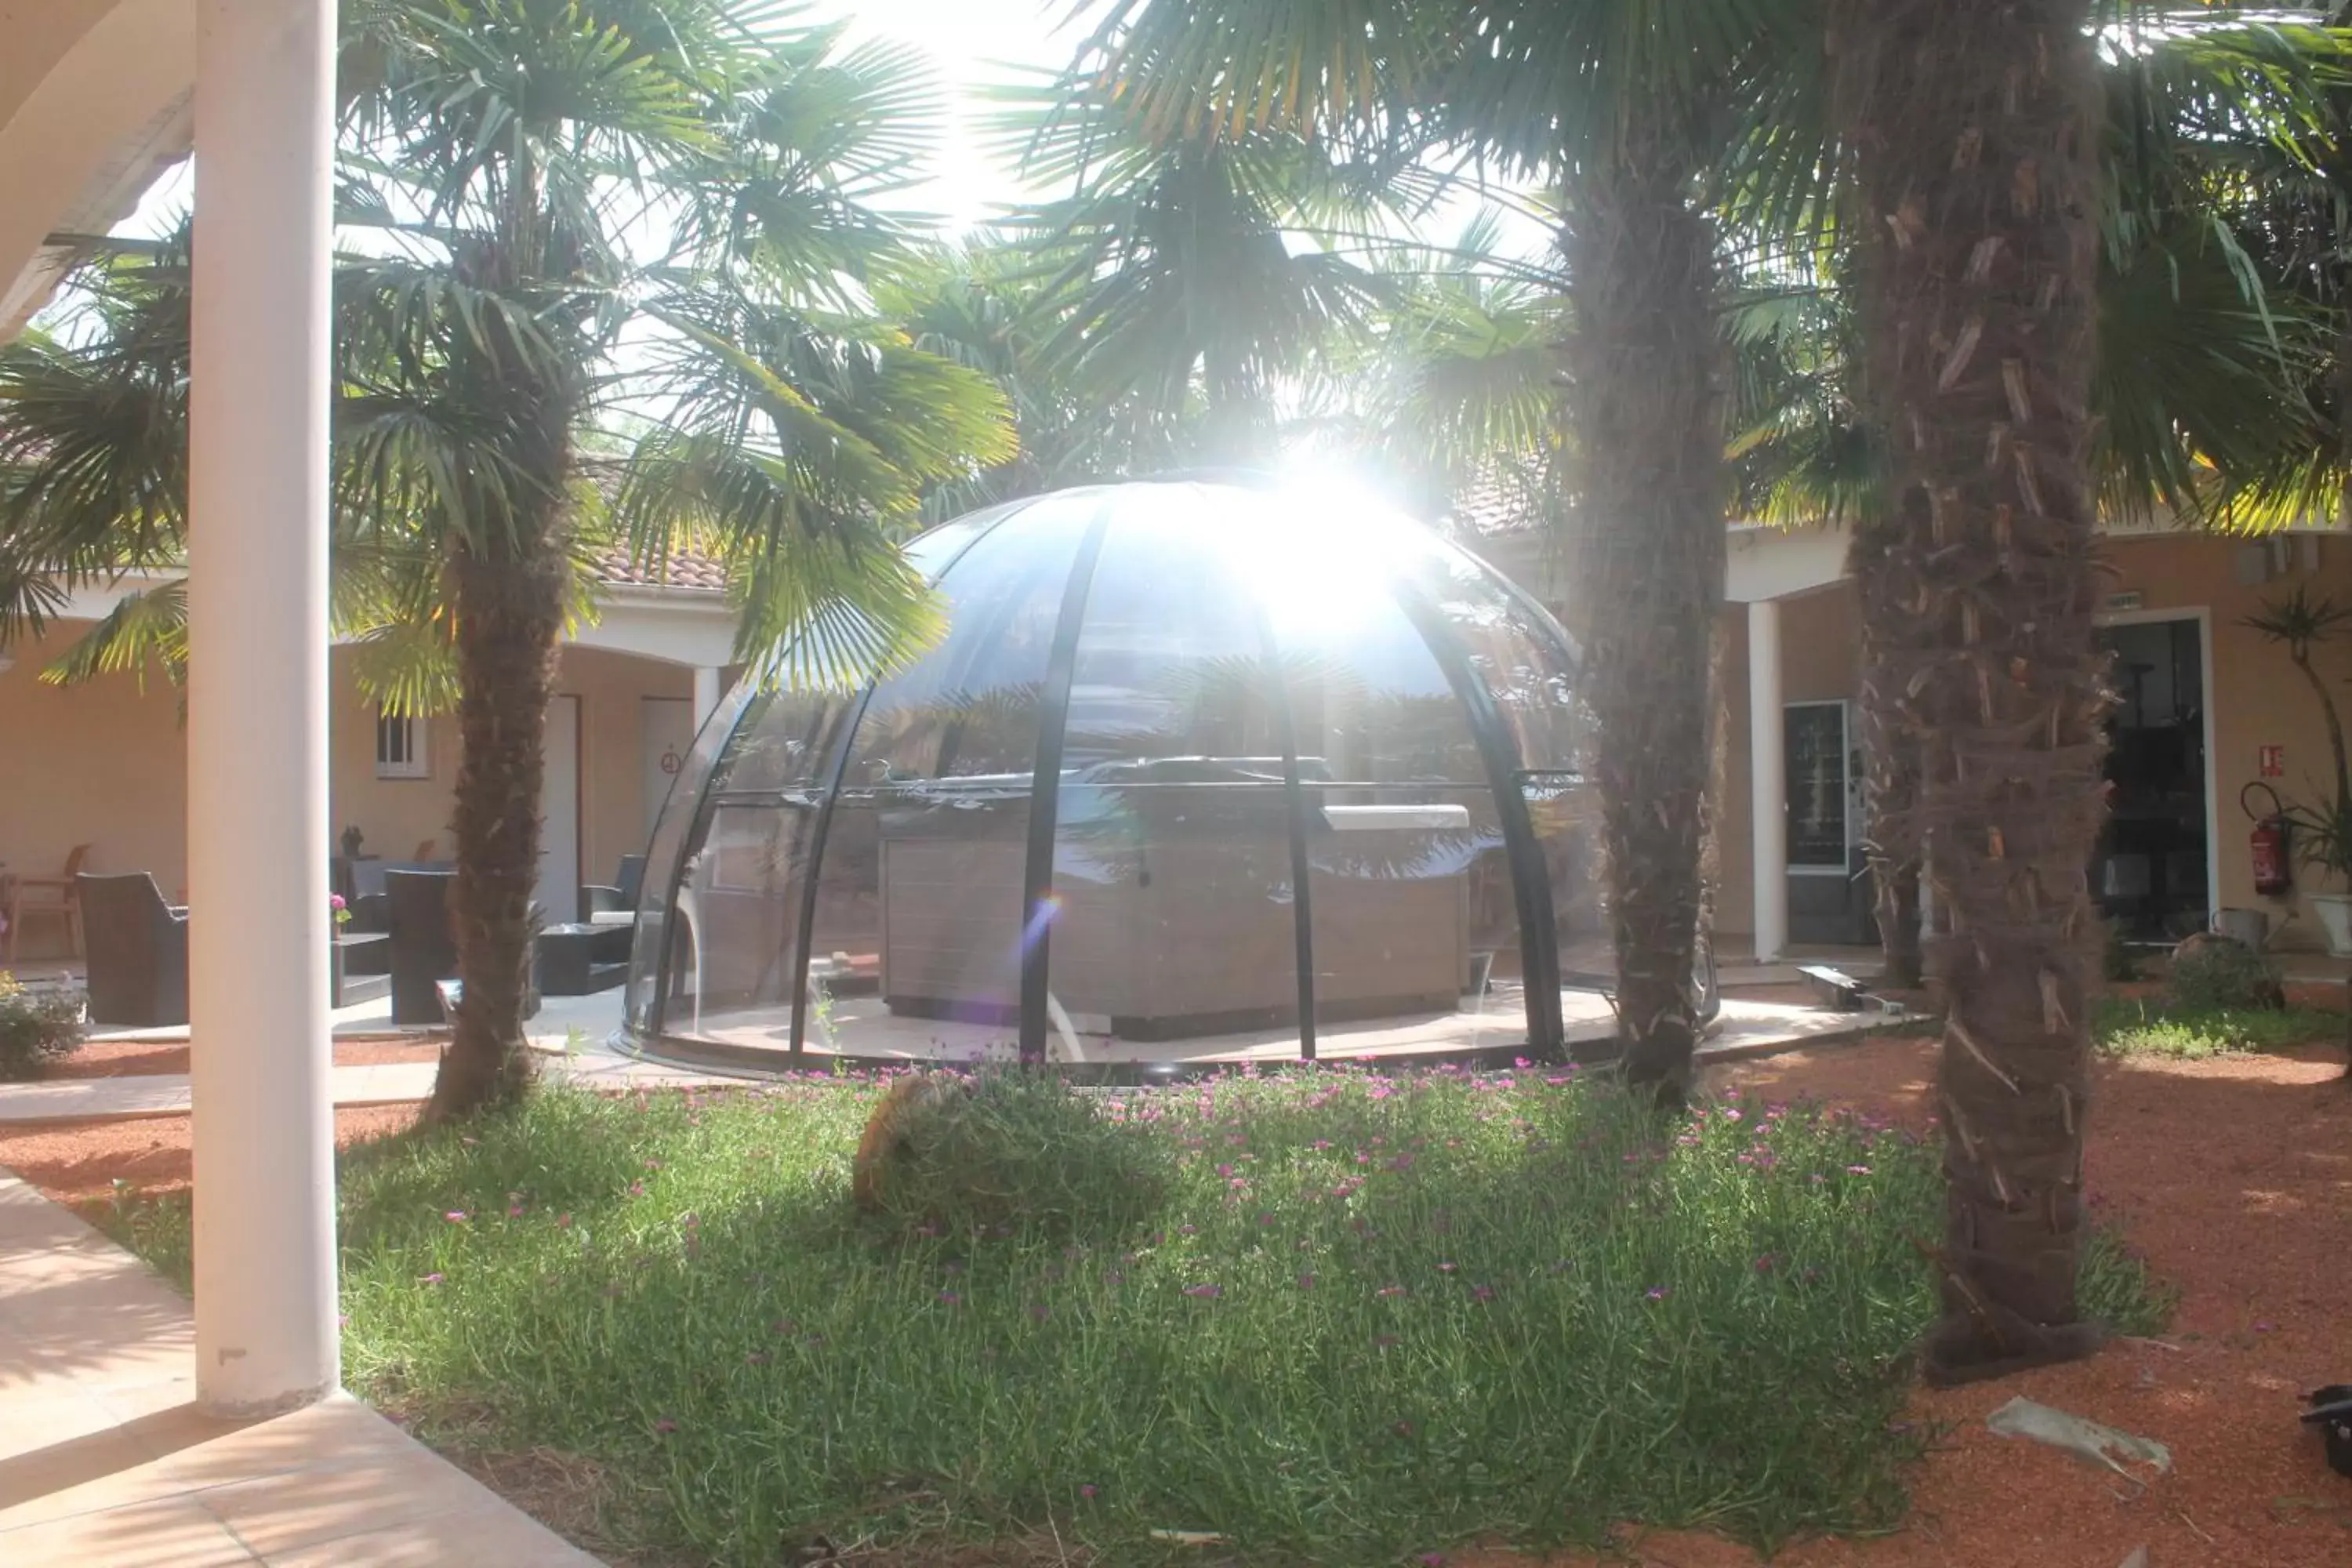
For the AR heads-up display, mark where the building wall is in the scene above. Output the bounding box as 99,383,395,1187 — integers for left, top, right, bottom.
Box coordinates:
1704,532,2347,949
1715,583,1861,939
324,644,695,900
0,622,188,942
1,624,694,958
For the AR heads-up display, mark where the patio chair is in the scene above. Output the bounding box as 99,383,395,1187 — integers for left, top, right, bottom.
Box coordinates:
579,854,645,927
4,844,91,962
385,869,459,1026
76,872,189,1027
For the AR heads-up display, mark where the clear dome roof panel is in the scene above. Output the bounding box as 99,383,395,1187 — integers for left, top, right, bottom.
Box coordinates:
838,492,1101,786
623,478,1595,1073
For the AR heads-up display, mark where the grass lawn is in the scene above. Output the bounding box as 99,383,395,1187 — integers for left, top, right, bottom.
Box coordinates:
2092,996,2344,1059
103,1067,2165,1566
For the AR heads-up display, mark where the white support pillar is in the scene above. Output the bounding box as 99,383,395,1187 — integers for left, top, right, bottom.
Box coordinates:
692,665,723,731
187,0,339,1417
1748,598,1789,964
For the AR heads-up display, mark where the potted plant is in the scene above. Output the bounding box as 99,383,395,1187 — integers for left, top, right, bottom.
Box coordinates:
2245,588,2352,956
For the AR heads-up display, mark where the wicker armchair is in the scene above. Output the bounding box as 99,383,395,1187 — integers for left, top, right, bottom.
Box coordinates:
77,873,189,1027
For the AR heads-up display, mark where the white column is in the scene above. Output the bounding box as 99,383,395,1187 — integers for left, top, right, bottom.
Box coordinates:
187,0,339,1417
692,665,723,730
1748,598,1788,964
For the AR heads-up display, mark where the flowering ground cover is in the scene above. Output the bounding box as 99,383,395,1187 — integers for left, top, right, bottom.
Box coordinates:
103,1066,2164,1565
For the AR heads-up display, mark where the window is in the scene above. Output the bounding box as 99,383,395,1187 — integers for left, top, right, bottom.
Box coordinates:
376,709,429,779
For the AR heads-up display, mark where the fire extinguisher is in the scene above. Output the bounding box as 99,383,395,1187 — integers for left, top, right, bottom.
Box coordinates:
2243,781,2292,898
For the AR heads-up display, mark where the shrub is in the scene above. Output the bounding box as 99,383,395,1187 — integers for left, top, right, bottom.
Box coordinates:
0,973,89,1080
2165,933,2285,1012
2100,920,2142,983
851,1068,1171,1240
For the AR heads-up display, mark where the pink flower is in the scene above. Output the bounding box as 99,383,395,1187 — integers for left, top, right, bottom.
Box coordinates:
1377,1284,1406,1299
1374,1334,1400,1349
443,1210,468,1223
1846,1164,1872,1175
628,1181,644,1197
1471,1285,1495,1303
1183,1283,1222,1299
937,1290,962,1306
421,1272,445,1285
555,1213,572,1227
1645,1286,1669,1301
653,1417,678,1435
1298,1273,1316,1289
1080,1484,1098,1500
1436,1261,1457,1273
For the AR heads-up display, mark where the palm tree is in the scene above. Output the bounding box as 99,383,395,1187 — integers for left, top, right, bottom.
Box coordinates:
2,0,1014,1121
1069,0,1824,1103
1825,0,2116,1383
989,70,1413,474
1729,9,2347,1004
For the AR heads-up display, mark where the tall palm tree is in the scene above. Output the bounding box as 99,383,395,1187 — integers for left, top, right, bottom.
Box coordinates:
1073,0,1819,1103
1,0,1014,1121
1827,0,2114,1383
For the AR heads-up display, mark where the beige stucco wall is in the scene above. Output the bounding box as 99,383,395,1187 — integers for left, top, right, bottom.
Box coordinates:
562,644,695,886
1707,533,2348,949
0,622,188,943
2,626,694,958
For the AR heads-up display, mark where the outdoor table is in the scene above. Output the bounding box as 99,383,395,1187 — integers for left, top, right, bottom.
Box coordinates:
533,922,632,996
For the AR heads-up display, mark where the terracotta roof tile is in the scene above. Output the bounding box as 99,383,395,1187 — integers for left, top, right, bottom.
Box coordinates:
595,543,729,592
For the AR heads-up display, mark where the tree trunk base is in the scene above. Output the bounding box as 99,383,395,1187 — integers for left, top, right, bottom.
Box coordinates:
421,1039,535,1126
1922,1313,2106,1388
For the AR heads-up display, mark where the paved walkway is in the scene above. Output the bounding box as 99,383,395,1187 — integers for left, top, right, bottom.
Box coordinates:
0,1047,735,1126
0,1175,598,1566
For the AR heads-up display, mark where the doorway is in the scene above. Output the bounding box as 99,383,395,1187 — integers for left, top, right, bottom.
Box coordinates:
538,695,582,924
1784,699,1870,944
2093,615,2212,940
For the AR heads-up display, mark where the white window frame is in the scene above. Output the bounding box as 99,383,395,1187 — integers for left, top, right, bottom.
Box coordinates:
375,708,430,779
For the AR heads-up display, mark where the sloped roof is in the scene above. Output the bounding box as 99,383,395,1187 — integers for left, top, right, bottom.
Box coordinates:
594,543,728,593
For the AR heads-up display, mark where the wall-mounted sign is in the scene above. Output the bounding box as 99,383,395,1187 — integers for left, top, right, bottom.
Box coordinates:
2260,745,2285,779
660,747,684,776
2105,590,2143,613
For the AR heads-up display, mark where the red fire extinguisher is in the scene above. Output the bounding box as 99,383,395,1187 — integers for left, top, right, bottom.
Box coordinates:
2244,782,2292,898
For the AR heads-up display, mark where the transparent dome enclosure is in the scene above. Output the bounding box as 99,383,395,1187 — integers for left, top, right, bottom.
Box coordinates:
625,479,1602,1072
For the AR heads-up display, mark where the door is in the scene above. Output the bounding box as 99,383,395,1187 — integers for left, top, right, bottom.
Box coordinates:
1785,699,1867,944
2094,616,2209,939
539,695,582,924
641,696,695,843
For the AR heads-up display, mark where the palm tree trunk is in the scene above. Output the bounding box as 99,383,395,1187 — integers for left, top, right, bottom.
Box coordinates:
1833,0,2109,1384
1559,151,1727,1106
1850,516,1924,988
423,539,565,1123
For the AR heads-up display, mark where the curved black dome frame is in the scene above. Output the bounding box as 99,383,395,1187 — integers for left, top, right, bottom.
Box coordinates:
630,481,1587,1070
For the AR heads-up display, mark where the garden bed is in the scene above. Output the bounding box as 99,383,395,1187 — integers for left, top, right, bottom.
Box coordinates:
85,1056,2162,1567
45,1036,442,1080
17,1032,2348,1566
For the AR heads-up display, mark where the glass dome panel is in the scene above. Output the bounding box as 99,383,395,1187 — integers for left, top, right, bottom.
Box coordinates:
624,507,1014,1047
1043,491,1301,1062
623,675,755,1037
1405,535,1585,775
799,494,1102,1061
